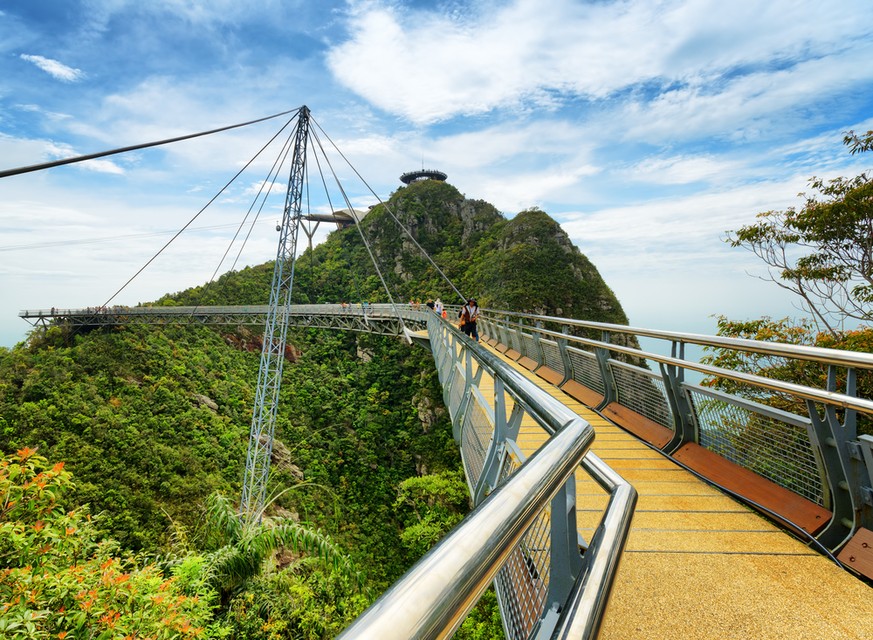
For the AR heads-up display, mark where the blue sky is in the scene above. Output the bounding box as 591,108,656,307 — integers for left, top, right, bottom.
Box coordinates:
1,0,872,347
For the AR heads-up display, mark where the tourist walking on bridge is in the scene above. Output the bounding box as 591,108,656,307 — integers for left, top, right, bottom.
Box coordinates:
459,298,480,341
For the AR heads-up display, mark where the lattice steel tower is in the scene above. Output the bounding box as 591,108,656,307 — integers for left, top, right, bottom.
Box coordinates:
240,106,310,521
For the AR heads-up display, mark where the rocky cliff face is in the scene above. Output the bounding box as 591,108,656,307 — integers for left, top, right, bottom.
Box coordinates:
351,180,628,325
160,178,630,327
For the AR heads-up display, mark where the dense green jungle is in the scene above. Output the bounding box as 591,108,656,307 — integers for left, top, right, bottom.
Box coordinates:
0,179,630,638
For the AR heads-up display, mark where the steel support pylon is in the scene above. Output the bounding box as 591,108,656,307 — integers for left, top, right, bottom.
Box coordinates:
240,105,310,521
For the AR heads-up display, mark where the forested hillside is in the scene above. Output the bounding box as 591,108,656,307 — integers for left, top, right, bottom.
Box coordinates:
0,179,630,638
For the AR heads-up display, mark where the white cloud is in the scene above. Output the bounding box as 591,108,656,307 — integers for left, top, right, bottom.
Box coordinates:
558,175,814,279
626,155,739,186
328,0,873,124
619,42,873,145
20,54,84,82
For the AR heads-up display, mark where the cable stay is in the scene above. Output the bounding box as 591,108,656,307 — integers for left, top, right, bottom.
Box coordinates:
100,111,301,309
12,103,472,523
0,108,300,179
306,123,408,339
310,116,468,307
193,117,300,313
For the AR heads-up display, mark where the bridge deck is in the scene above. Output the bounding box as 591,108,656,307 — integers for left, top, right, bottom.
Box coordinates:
477,342,873,639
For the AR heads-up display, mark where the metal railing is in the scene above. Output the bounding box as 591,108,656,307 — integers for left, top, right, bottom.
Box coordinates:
18,303,429,336
477,309,873,553
25,302,873,632
339,312,637,640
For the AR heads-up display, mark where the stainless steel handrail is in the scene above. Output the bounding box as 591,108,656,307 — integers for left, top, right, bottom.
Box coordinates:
337,412,594,639
339,315,636,639
552,453,637,640
482,312,873,416
484,308,873,369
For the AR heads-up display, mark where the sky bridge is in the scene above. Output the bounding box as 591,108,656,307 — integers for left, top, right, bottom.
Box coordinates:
9,105,873,638
20,302,873,639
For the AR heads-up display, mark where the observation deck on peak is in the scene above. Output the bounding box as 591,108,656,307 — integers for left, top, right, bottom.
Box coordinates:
400,168,448,184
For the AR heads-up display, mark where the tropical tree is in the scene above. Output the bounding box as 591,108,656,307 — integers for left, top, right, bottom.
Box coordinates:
702,316,872,436
177,492,360,604
725,130,873,337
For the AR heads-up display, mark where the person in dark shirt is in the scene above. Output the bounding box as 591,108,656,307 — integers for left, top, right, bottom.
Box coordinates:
459,298,480,341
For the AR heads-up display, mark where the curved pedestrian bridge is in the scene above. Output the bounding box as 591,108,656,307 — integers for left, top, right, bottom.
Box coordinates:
20,304,873,638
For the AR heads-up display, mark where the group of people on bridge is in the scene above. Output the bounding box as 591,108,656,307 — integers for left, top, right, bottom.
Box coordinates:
335,296,479,342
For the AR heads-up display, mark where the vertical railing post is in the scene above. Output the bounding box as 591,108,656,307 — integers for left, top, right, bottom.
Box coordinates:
662,341,696,453
474,377,508,505
806,365,858,550
557,326,573,386
857,434,873,531
595,330,617,409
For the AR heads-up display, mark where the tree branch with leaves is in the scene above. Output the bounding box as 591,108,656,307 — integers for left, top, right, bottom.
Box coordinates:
726,130,873,338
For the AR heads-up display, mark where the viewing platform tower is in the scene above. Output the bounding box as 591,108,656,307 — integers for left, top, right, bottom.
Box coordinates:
400,168,448,184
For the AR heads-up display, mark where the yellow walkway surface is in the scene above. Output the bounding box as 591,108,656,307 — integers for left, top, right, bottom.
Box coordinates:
477,343,873,640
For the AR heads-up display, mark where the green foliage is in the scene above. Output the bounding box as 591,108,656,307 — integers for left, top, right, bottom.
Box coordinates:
454,588,505,640
224,563,368,640
0,326,254,551
471,208,628,321
726,130,873,335
183,493,359,602
393,470,469,558
272,330,461,587
274,182,630,326
0,448,220,639
0,178,630,638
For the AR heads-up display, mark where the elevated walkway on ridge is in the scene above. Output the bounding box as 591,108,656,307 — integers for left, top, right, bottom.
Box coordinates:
476,340,873,639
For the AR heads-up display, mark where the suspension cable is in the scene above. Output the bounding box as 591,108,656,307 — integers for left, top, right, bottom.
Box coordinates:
219,121,297,278
308,126,408,333
100,112,300,308
310,116,468,306
306,143,366,306
228,130,296,274
0,108,301,179
186,122,298,317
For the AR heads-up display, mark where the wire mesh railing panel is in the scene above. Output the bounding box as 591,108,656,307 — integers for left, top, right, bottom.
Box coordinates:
540,339,564,377
492,444,549,640
478,319,492,340
567,347,605,395
687,386,824,504
496,324,512,347
520,332,542,366
495,546,549,640
504,328,520,353
460,392,494,489
435,341,450,381
479,318,500,340
609,360,674,429
447,361,466,422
